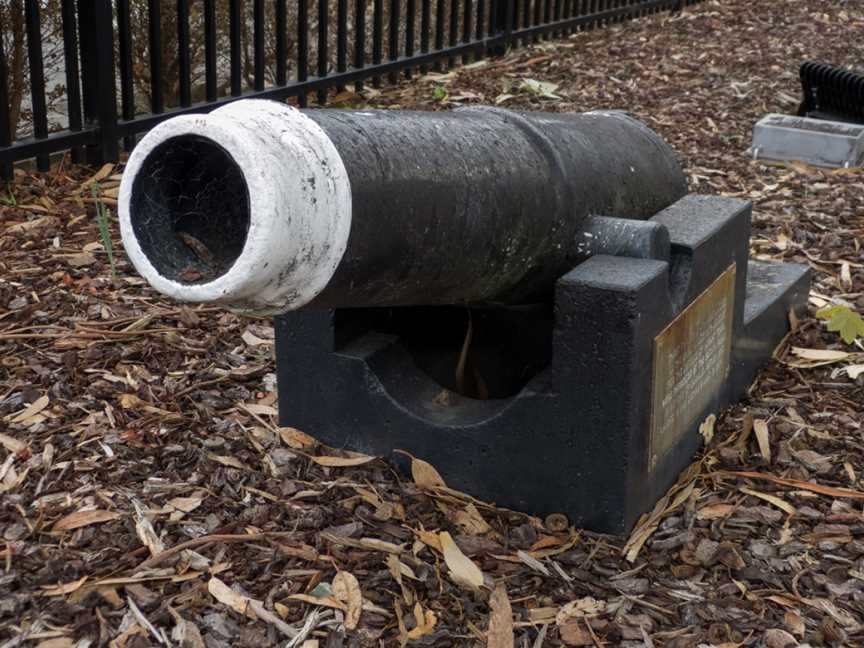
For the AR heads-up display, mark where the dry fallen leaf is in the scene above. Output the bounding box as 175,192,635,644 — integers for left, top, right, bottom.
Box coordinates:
696,503,735,520
135,509,165,557
413,527,443,552
556,596,607,626
789,347,854,366
207,453,250,470
7,394,49,424
753,419,771,462
210,577,299,637
309,453,377,467
741,486,796,517
332,571,363,630
52,509,122,532
623,471,697,562
83,162,115,186
34,638,75,648
41,576,89,597
410,455,447,489
842,364,864,379
722,471,864,499
167,496,204,513
452,503,491,535
440,531,484,590
171,615,206,648
320,533,404,554
487,583,514,648
0,431,27,454
406,601,438,640
208,577,256,619
784,610,806,637
279,426,318,449
699,413,716,445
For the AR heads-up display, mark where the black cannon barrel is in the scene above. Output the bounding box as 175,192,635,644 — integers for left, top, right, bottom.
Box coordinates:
119,100,686,314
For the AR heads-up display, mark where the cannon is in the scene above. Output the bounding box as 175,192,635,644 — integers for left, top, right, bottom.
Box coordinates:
120,100,810,533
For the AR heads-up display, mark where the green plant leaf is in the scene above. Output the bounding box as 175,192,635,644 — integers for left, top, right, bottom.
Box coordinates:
432,86,448,102
91,182,116,278
519,78,561,100
816,305,864,345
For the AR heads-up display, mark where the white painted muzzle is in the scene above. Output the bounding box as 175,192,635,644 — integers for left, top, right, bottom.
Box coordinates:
118,99,352,315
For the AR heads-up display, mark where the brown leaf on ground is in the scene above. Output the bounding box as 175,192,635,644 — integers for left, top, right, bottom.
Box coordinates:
51,510,122,532
332,570,363,630
487,583,514,648
440,531,485,590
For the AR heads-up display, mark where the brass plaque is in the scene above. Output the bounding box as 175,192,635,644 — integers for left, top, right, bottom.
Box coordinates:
649,265,736,471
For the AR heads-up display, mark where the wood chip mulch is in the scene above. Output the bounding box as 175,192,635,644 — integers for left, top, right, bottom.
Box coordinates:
1,1,863,646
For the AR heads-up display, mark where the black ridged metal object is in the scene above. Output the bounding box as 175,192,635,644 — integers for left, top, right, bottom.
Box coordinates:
799,61,864,125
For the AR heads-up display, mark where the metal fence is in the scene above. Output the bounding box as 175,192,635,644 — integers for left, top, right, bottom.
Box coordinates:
0,0,699,178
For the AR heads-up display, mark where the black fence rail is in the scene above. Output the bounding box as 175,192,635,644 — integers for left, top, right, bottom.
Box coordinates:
1,0,699,178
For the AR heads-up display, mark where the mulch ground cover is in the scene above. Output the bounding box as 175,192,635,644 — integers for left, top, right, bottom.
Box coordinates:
2,0,863,646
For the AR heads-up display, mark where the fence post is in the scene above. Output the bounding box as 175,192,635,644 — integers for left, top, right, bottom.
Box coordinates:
0,34,13,180
77,0,119,166
490,0,515,53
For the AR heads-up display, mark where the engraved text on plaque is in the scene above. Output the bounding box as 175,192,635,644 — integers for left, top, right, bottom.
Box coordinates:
649,265,736,471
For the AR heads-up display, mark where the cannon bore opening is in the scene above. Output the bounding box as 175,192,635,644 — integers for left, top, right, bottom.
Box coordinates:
129,135,250,284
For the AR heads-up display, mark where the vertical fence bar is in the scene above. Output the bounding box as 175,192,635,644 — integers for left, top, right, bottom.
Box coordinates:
388,0,400,82
421,0,431,52
372,0,382,85
0,36,12,179
61,0,84,161
116,0,135,150
254,0,265,90
405,0,415,77
204,0,217,101
490,0,510,50
505,0,514,43
477,0,486,40
148,0,164,112
78,0,118,165
448,0,457,67
25,0,49,170
178,0,192,106
419,0,431,73
434,0,445,71
462,0,472,62
297,0,309,105
276,0,287,86
229,0,242,96
317,0,329,103
532,0,542,39
354,0,366,90
337,0,348,87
